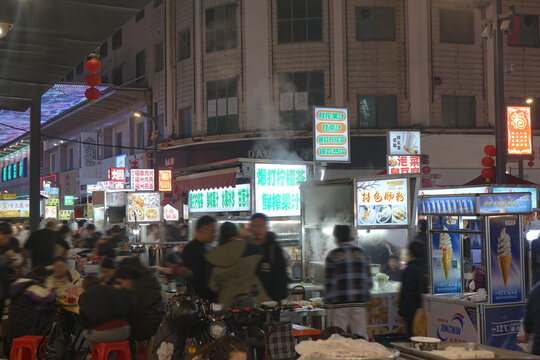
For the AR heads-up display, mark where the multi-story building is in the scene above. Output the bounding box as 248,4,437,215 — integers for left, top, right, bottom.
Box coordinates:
3,0,540,200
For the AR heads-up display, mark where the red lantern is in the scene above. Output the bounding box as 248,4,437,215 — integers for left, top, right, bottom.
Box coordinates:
85,58,102,73
421,166,431,174
85,87,101,101
481,168,496,179
131,160,138,169
85,73,101,87
484,145,496,157
529,155,535,161
481,156,495,168
529,161,535,167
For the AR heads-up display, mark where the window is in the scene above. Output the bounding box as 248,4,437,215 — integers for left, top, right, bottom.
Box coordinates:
112,29,122,50
66,71,73,81
112,66,123,85
179,108,193,138
277,0,322,43
12,164,16,179
508,15,539,47
68,148,73,170
154,42,164,72
18,161,22,177
99,42,108,59
51,154,56,173
137,122,145,148
358,95,397,128
441,95,476,128
116,132,123,156
136,50,146,82
154,0,163,7
179,30,191,60
207,78,239,135
136,9,145,22
206,4,237,52
440,9,474,44
2,167,5,182
279,71,324,129
76,62,83,75
356,7,395,41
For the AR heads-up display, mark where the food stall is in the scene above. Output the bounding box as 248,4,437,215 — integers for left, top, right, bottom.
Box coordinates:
300,175,420,338
419,191,533,351
185,159,312,280
127,191,161,242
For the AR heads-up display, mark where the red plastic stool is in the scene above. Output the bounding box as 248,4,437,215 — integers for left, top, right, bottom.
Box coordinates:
293,324,322,341
92,341,132,360
9,335,46,360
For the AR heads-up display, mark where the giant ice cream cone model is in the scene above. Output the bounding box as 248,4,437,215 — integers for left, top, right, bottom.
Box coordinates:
497,228,512,287
439,228,453,280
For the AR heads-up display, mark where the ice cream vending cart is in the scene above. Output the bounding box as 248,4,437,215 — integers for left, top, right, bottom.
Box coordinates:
419,192,533,351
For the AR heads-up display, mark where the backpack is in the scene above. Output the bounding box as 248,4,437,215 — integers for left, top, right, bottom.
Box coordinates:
39,322,79,360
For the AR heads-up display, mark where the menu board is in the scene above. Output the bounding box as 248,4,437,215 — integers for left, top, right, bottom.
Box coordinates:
418,196,477,215
131,169,155,191
478,193,532,214
127,192,160,222
0,200,29,218
106,192,126,207
189,184,250,213
314,107,349,162
356,179,408,226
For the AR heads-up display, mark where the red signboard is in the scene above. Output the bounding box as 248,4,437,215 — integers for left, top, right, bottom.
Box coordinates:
507,106,532,155
158,170,172,192
387,155,421,174
108,168,125,183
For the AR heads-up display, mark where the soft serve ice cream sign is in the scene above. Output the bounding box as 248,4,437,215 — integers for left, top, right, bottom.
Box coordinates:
432,219,461,294
489,215,523,303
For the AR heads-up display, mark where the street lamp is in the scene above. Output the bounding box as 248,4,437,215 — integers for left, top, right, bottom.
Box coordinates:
133,110,159,191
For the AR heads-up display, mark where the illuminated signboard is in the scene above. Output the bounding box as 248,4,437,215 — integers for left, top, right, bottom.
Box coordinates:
314,107,349,162
97,181,116,190
64,196,75,206
493,187,537,209
127,192,160,222
387,155,421,174
255,163,306,217
479,193,532,214
164,204,180,221
45,206,57,219
388,131,421,155
87,184,103,194
48,198,59,207
131,169,155,191
418,196,477,215
419,187,489,196
158,170,172,192
507,106,532,155
0,194,16,200
108,168,126,183
41,174,58,189
357,178,409,226
58,210,74,220
0,200,29,218
189,184,251,213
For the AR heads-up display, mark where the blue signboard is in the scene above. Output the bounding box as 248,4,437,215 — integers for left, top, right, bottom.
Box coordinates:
493,187,537,209
419,196,476,215
432,231,462,294
484,305,524,351
479,194,532,214
489,215,523,304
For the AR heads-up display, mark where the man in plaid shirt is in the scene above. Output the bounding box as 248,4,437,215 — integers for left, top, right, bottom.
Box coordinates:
325,225,372,338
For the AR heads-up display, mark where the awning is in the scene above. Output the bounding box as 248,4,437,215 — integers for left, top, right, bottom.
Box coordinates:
175,167,238,193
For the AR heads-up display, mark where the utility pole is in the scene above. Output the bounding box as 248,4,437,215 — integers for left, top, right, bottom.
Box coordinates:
494,0,507,185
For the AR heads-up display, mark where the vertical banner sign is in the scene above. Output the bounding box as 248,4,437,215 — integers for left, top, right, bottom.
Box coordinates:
484,304,524,351
314,107,349,162
80,132,98,166
255,163,306,217
489,215,523,303
507,106,532,155
432,217,461,294
158,170,172,192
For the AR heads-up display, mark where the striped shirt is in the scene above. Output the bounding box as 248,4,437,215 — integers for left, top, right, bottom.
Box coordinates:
324,242,372,305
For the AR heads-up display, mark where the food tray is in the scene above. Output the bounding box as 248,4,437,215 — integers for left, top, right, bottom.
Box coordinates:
392,342,540,360
300,349,400,360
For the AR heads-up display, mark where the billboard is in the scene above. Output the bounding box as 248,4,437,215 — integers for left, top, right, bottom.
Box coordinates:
507,106,532,155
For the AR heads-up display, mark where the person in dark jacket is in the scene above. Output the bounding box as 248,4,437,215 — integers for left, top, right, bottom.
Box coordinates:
0,222,18,310
7,267,56,351
523,281,540,355
325,225,372,337
24,221,70,268
383,255,403,281
250,213,289,302
180,216,217,301
116,259,165,342
399,240,428,337
79,275,131,343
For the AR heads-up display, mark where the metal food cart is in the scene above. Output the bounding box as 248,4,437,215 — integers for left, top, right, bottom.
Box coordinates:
419,191,533,351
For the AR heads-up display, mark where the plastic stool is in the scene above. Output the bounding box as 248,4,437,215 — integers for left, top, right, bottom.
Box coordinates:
92,341,132,360
293,324,322,341
9,335,46,360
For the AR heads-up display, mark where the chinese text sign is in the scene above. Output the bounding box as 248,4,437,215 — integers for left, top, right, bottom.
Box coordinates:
255,164,306,217
507,106,532,155
189,184,250,213
131,169,155,191
158,170,172,192
314,107,349,162
356,179,408,226
387,155,421,174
